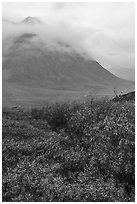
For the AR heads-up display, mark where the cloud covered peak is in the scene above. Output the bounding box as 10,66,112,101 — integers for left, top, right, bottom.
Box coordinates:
2,2,135,74
20,16,42,25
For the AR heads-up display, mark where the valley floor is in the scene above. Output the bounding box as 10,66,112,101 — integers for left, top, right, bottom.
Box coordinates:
3,81,134,108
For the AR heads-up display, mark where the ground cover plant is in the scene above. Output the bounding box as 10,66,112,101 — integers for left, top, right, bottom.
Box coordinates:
2,96,135,202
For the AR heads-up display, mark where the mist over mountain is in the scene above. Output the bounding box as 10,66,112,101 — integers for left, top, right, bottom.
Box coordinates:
20,16,42,25
2,17,134,106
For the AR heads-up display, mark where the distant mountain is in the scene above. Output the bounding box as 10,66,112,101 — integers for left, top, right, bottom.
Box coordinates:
20,16,42,25
3,16,42,25
2,20,134,106
2,18,17,25
3,33,132,89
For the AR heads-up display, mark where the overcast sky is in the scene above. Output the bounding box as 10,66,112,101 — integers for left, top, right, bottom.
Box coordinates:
2,2,135,73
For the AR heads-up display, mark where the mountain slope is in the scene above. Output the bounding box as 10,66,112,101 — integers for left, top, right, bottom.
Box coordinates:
2,22,134,106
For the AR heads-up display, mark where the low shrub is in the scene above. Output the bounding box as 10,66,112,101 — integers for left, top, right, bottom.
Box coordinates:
2,97,135,201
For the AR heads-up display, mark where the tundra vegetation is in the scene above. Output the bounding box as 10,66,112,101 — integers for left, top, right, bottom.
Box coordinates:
2,96,135,202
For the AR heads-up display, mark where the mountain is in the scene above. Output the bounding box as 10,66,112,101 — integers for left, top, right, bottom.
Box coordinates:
3,16,42,25
2,19,134,106
20,16,42,25
2,18,17,25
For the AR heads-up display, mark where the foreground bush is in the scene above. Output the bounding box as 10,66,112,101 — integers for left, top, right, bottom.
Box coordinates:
2,98,135,201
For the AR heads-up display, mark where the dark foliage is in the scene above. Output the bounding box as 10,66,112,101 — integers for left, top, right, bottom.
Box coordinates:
112,91,135,102
2,97,135,202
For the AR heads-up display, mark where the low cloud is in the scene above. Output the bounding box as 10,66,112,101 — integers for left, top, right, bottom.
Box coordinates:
2,2,135,71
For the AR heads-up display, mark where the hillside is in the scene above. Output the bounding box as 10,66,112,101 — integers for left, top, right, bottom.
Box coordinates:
112,91,135,102
2,18,134,106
